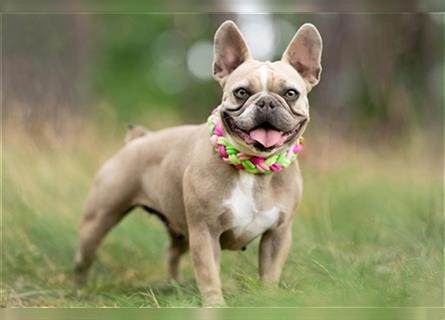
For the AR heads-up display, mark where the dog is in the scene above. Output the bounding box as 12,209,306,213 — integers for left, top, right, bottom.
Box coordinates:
74,20,322,306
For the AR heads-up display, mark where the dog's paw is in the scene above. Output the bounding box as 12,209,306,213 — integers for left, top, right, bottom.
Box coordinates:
202,296,226,307
73,266,89,289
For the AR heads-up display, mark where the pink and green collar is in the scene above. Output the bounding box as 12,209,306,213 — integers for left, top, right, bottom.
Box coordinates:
207,109,303,174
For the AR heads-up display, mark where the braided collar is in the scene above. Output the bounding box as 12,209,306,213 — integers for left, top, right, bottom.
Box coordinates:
207,109,303,174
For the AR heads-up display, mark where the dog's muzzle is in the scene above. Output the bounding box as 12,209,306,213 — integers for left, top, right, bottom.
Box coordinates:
223,96,308,151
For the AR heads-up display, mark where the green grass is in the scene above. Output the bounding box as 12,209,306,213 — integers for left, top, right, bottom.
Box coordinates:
2,127,443,307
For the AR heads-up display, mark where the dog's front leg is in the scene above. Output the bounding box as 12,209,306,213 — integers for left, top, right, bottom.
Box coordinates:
258,222,292,285
188,224,224,306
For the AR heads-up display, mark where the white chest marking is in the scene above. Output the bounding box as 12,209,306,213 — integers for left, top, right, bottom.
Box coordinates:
224,172,280,240
260,66,269,92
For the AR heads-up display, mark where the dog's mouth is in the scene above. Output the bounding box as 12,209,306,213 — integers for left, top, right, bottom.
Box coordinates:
223,113,306,152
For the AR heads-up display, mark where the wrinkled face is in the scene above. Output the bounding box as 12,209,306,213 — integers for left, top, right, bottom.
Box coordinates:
221,60,310,154
212,21,323,155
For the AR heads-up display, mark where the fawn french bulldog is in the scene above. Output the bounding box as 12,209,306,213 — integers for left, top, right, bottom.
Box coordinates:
75,20,322,306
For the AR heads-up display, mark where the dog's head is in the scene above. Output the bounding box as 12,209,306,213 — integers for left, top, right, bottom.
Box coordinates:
213,20,322,156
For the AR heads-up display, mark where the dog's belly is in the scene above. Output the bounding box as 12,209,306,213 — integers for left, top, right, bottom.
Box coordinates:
221,172,280,250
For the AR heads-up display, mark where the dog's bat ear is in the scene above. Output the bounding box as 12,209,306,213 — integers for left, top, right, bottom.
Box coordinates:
282,23,323,89
213,20,252,86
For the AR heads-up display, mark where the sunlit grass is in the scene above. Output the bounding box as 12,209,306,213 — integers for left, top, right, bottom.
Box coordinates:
2,122,443,307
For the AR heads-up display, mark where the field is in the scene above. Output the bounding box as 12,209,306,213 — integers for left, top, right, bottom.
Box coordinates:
2,120,443,308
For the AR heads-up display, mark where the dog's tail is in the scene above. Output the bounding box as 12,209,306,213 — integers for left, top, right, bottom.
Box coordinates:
125,124,150,144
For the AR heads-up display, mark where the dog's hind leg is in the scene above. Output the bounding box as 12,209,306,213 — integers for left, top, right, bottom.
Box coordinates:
74,167,137,286
166,229,188,283
74,203,133,286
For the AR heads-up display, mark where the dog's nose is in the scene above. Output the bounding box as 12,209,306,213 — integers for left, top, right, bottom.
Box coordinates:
256,96,276,111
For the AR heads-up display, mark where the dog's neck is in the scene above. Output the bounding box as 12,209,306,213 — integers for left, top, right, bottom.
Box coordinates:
207,107,303,175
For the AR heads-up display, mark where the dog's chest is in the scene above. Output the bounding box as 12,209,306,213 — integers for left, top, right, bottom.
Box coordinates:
223,172,280,241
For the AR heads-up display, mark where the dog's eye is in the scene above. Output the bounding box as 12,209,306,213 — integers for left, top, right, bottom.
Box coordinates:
234,88,249,100
284,89,300,100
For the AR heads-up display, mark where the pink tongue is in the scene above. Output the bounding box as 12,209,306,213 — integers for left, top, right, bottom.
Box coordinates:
249,128,284,148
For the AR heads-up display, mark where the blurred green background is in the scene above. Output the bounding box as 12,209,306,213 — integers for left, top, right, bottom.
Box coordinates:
2,11,444,309
4,13,443,139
